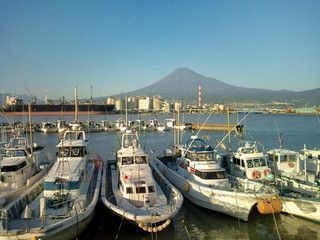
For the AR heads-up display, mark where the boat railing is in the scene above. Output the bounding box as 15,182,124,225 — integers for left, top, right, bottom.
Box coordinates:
150,161,183,212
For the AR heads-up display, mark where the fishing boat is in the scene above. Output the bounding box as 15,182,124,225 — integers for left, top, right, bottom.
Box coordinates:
0,133,52,207
301,145,320,182
0,124,103,239
0,87,103,239
37,122,58,133
101,130,183,232
267,148,320,222
219,140,274,181
154,136,282,221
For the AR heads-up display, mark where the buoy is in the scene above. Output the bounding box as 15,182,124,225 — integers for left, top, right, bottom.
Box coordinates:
271,198,283,213
257,198,282,214
184,183,190,192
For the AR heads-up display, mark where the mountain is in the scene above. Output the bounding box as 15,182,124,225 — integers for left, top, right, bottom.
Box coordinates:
113,68,320,105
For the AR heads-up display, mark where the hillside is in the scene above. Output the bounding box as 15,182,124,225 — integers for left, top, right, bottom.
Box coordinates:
114,68,320,105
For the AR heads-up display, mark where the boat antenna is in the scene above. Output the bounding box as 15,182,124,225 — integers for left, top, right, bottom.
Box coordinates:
28,101,34,155
125,96,128,130
274,119,284,149
74,86,78,123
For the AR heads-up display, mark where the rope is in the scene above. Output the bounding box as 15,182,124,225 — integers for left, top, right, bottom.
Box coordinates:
270,198,281,240
182,219,192,240
234,190,242,240
114,210,126,240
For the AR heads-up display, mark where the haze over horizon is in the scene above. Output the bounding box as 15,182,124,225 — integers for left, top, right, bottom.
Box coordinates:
1,1,319,100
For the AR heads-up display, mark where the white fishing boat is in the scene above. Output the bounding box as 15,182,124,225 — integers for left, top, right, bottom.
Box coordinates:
154,136,282,221
101,130,183,232
0,124,103,239
37,122,58,133
0,87,103,239
301,145,320,182
267,148,320,222
0,131,53,207
220,140,274,181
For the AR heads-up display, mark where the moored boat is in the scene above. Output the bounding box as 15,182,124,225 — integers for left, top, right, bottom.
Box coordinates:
101,130,183,232
267,148,320,222
154,136,281,221
0,132,52,208
0,121,103,239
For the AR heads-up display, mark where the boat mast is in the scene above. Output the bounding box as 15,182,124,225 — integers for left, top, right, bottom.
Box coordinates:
28,101,34,155
74,86,79,123
125,96,128,130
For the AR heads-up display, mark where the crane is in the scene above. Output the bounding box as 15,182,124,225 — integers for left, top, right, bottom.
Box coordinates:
26,87,37,104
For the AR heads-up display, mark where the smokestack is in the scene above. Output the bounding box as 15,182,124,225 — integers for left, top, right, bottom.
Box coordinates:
198,84,202,108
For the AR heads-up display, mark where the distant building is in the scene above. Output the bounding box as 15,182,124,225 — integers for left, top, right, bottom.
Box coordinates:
115,98,125,111
138,96,153,111
153,95,164,112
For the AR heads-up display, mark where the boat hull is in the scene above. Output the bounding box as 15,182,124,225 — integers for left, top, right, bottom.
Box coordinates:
101,160,183,231
0,161,102,240
281,196,320,222
1,104,115,116
154,158,257,221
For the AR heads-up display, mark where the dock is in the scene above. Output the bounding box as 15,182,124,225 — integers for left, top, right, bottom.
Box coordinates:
191,124,236,131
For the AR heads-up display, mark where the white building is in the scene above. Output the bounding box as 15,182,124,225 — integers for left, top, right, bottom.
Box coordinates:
138,96,153,111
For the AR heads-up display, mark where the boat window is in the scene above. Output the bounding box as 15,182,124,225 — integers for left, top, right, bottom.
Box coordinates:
1,161,27,172
136,187,146,194
233,157,240,166
126,187,133,194
247,160,254,168
135,156,147,164
197,153,214,161
279,155,288,162
195,170,226,180
148,186,155,193
122,157,134,165
287,154,296,161
71,147,83,157
59,147,71,157
6,150,26,157
241,160,245,167
252,158,267,167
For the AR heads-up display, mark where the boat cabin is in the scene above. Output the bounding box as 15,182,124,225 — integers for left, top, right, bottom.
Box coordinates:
175,137,230,189
230,141,272,181
267,149,300,176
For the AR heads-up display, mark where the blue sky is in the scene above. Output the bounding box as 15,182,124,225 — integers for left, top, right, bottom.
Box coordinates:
1,0,319,100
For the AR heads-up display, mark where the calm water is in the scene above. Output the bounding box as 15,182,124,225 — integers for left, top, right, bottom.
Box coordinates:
1,113,320,240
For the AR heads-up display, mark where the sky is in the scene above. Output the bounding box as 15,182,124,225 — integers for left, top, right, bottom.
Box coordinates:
0,0,319,101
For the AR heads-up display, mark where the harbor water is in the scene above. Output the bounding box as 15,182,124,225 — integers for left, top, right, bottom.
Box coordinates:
1,113,320,240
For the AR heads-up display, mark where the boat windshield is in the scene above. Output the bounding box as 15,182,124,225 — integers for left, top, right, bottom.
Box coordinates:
1,161,27,172
195,170,226,180
6,150,27,157
121,156,147,165
241,147,256,154
59,147,85,157
186,152,215,161
246,158,267,168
